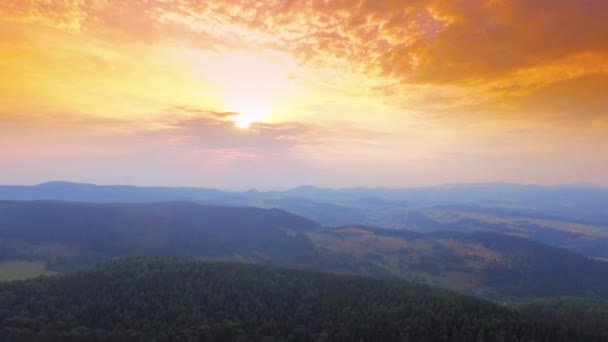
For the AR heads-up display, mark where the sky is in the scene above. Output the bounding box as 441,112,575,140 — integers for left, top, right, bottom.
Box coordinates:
1,0,607,189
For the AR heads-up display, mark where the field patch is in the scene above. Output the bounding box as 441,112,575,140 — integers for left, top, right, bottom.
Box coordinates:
0,260,56,282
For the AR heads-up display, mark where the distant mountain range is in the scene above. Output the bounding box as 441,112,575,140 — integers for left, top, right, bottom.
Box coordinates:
1,181,607,222
2,181,608,259
2,180,607,200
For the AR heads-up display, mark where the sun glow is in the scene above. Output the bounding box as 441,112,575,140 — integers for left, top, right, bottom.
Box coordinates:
233,116,252,129
181,49,304,128
230,109,262,130
228,91,270,129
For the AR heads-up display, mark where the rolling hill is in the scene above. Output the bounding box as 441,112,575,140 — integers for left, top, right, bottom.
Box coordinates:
2,200,608,300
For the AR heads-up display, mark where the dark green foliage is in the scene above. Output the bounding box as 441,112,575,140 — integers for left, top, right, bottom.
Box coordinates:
516,297,608,340
0,258,603,342
465,233,608,298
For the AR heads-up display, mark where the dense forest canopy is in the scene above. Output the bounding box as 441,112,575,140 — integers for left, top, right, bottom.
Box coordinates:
1,258,606,342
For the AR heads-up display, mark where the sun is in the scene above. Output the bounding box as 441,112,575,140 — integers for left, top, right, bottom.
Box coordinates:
228,93,269,130
233,117,252,129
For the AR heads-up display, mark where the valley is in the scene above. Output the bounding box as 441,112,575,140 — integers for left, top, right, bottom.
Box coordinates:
1,200,608,300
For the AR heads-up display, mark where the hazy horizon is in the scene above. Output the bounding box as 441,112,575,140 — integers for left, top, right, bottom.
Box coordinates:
1,179,606,193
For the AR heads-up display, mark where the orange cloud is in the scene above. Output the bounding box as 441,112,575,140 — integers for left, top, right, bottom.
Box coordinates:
148,0,608,83
4,0,607,86
521,74,608,120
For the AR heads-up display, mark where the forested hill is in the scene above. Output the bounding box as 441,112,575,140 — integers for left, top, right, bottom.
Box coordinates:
0,200,318,263
0,258,604,342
